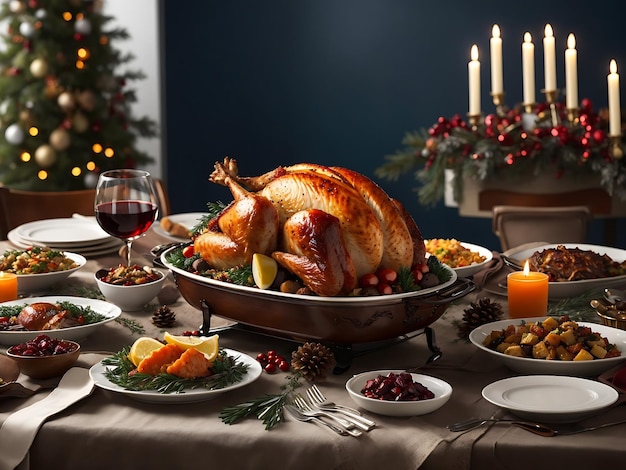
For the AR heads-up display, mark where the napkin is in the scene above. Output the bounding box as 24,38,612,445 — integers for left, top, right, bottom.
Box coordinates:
0,367,94,470
471,251,503,289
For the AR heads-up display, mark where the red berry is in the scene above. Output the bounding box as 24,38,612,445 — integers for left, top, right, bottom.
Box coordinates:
274,355,285,365
359,273,379,288
377,282,393,295
256,352,268,364
264,362,276,373
376,268,398,284
278,360,290,372
182,245,195,258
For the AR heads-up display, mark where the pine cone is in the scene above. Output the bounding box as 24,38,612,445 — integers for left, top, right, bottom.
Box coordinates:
152,305,176,328
456,297,504,340
291,342,336,382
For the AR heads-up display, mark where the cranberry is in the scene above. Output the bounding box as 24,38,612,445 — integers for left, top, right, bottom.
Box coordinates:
278,360,289,372
264,362,276,373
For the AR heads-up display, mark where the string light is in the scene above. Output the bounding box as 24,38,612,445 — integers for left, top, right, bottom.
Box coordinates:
86,161,96,170
99,35,108,45
76,60,85,69
71,167,81,176
77,48,90,60
28,126,38,136
62,12,72,21
104,147,114,158
20,151,31,162
37,170,48,180
92,143,103,153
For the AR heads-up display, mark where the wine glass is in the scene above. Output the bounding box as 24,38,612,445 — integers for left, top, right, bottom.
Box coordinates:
94,169,159,267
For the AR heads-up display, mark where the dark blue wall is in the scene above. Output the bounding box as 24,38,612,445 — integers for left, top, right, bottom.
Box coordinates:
161,1,626,251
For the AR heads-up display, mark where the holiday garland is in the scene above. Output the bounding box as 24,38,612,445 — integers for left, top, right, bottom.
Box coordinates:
376,99,626,207
0,0,157,191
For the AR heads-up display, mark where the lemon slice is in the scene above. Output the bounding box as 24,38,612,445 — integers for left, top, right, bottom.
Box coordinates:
129,337,166,367
163,332,219,362
252,253,278,290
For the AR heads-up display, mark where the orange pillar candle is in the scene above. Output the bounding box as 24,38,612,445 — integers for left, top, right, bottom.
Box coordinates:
0,272,18,302
507,261,549,318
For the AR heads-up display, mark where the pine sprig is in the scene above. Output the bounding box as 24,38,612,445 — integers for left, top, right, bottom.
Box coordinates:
220,374,302,430
102,348,249,393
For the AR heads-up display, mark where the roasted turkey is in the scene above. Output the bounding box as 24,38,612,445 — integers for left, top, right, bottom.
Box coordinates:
193,158,425,296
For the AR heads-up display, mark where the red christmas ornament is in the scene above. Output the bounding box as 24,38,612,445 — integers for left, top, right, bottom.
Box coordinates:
592,129,606,143
92,121,102,132
8,67,20,76
74,33,85,41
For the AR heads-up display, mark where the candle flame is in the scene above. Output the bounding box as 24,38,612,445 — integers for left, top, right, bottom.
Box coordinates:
544,24,553,38
524,32,532,43
470,44,479,61
492,24,500,38
523,260,530,276
567,33,576,49
610,59,618,75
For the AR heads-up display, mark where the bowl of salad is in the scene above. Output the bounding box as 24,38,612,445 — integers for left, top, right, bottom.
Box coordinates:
0,247,86,294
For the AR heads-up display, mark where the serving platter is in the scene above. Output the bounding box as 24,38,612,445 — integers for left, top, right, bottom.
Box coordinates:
506,243,626,299
469,317,626,376
161,246,473,344
482,375,619,423
0,296,121,345
89,348,262,404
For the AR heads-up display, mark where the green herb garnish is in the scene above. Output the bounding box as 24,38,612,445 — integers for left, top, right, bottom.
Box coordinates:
220,374,302,430
102,347,249,393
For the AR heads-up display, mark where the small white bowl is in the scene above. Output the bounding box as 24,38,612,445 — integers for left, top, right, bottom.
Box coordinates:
95,268,165,311
451,242,493,278
14,252,86,294
345,369,452,417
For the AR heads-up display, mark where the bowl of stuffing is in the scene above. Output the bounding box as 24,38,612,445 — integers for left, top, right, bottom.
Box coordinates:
7,334,80,379
0,248,86,294
95,265,166,311
345,369,452,416
425,239,493,278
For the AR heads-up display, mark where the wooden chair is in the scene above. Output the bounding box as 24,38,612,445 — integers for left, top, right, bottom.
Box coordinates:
0,178,170,240
492,205,591,251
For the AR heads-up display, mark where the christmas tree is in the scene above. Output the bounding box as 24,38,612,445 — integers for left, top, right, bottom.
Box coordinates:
0,0,157,191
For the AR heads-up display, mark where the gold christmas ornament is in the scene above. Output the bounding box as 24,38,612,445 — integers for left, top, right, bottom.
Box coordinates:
57,91,75,111
9,1,26,14
34,144,57,168
76,89,97,111
72,112,89,133
29,58,48,78
49,128,71,151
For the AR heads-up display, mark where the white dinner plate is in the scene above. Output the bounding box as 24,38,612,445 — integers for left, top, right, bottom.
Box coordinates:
15,218,111,245
0,296,121,345
506,243,626,299
482,375,619,423
7,229,123,257
89,348,262,404
153,212,207,241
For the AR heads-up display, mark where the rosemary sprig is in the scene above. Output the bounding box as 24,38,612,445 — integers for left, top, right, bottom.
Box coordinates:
220,374,302,430
114,317,145,335
102,347,249,392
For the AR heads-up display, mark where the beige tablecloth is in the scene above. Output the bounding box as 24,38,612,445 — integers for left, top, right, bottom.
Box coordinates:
1,229,624,469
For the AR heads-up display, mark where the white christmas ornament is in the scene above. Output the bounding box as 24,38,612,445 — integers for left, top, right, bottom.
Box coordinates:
19,22,35,38
9,1,25,14
84,171,98,188
4,124,25,145
35,9,47,19
57,91,75,111
74,18,92,35
29,58,48,78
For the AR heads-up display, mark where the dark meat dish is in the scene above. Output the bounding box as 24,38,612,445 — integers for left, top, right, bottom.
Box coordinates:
528,245,626,282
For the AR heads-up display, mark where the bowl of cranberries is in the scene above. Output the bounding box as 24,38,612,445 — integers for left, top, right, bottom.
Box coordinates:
6,334,80,379
345,370,452,416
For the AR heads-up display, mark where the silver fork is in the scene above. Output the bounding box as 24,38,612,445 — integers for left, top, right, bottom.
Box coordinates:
292,395,363,437
307,385,377,431
285,405,348,436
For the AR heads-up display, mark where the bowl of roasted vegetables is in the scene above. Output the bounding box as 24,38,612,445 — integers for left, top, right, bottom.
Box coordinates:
469,315,626,376
0,247,86,294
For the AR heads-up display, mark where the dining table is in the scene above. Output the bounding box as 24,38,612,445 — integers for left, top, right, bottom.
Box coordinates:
1,226,625,470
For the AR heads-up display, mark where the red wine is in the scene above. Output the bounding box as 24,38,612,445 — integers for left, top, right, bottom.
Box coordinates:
95,200,157,239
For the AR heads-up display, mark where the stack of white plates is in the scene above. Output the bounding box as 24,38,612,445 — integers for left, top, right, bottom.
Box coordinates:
7,218,123,257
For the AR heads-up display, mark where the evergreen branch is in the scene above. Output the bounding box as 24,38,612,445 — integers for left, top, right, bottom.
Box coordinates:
114,317,145,335
219,374,302,430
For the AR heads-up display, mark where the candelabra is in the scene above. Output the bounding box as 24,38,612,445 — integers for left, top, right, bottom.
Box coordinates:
610,135,624,159
542,89,560,127
491,92,506,117
467,113,482,130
